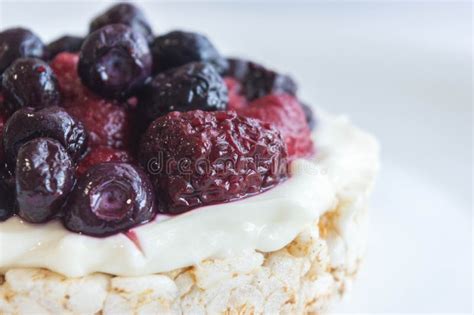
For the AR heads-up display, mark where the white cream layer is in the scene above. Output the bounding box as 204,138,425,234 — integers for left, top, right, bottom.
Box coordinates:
0,110,379,277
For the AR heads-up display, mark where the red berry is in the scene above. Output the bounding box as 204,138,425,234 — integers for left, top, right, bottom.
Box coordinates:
76,146,133,175
224,77,247,111
50,52,91,100
51,52,135,150
66,96,134,150
236,94,314,159
139,110,288,214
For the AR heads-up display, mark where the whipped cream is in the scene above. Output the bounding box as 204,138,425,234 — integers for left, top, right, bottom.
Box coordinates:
0,109,379,277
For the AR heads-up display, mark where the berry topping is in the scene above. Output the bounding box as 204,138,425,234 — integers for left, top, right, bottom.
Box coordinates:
0,170,14,222
65,97,133,150
224,77,247,111
300,102,316,131
89,3,153,44
151,31,228,74
78,24,152,99
225,59,297,101
15,138,75,223
2,58,61,112
76,146,132,176
139,110,288,214
236,94,314,159
50,52,88,99
138,62,228,123
63,163,155,237
47,35,84,59
0,28,46,76
3,106,88,166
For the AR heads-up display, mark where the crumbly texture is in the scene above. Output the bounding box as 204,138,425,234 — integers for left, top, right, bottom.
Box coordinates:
0,195,369,315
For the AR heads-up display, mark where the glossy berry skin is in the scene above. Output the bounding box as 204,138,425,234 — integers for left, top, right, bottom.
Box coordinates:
236,94,314,159
89,3,153,43
50,52,134,150
3,106,88,166
139,110,288,214
50,53,85,99
2,58,61,112
66,97,133,150
0,168,14,221
139,62,228,123
151,31,228,74
63,163,156,237
78,24,152,99
225,59,297,101
16,138,75,223
0,28,46,76
47,35,84,59
76,146,132,176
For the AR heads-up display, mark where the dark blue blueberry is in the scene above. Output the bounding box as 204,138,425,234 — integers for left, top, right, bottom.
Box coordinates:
16,138,75,223
3,106,88,167
47,35,84,58
78,24,152,99
2,58,61,112
151,31,228,74
225,59,297,101
0,167,14,221
138,62,228,124
0,28,46,77
90,3,154,43
63,163,156,237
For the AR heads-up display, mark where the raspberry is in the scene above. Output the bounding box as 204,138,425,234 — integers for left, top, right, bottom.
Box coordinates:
50,52,90,99
224,77,247,111
236,94,314,159
66,97,133,150
76,146,133,175
139,110,288,214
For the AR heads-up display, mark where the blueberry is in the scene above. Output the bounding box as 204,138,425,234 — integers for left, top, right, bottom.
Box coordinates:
78,24,152,99
3,106,88,167
151,31,228,74
138,62,228,123
63,163,156,237
16,138,75,223
0,28,46,77
0,168,14,221
90,3,153,43
47,35,84,59
2,58,61,112
300,102,316,130
225,59,297,101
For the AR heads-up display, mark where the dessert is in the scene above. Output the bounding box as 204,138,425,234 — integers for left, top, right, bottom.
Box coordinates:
0,3,379,314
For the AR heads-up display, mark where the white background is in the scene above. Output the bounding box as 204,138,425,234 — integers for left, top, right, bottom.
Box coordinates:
0,1,472,313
